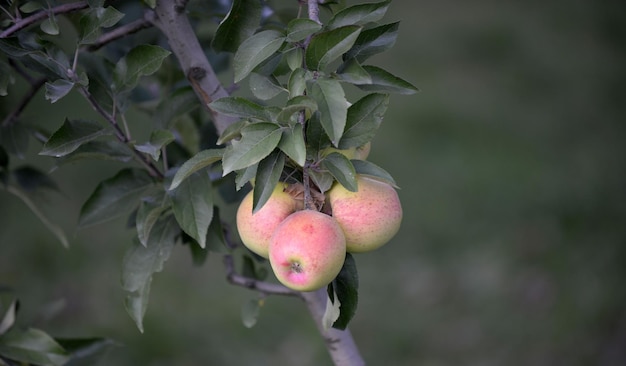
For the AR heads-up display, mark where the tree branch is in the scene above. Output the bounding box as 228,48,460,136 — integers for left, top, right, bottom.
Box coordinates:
149,0,237,137
224,255,302,298
86,17,152,51
0,1,89,38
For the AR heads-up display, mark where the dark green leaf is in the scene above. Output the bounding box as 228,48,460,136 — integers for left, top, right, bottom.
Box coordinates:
44,79,74,103
252,151,284,213
134,129,175,161
327,0,391,29
154,87,199,128
12,166,59,192
212,0,262,53
0,328,68,366
19,2,43,13
285,47,304,71
249,73,286,101
339,93,389,149
52,140,133,168
0,300,17,336
168,149,223,190
170,171,213,249
308,78,347,146
0,61,14,96
217,119,249,145
337,58,371,84
235,165,257,190
57,337,117,366
79,6,125,44
352,160,397,187
287,18,322,42
0,38,33,58
278,123,306,166
276,95,317,123
345,22,399,62
205,206,228,254
113,45,171,91
222,123,282,175
0,122,29,158
0,146,8,170
287,68,310,99
136,194,169,247
305,25,361,71
322,152,357,192
309,169,334,193
122,216,179,332
234,30,285,83
357,65,419,94
40,15,59,35
331,253,359,330
209,97,271,121
40,119,108,157
78,168,156,227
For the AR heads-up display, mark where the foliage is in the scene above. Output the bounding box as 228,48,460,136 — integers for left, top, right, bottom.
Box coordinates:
0,0,416,364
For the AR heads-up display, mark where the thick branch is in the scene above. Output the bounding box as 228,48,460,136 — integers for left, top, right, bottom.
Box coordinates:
0,1,89,38
149,0,237,136
302,290,365,366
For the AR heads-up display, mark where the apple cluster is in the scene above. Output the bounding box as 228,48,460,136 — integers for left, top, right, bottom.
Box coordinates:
236,159,402,292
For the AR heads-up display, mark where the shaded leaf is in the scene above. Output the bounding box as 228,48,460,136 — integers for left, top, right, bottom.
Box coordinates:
331,253,359,330
305,111,332,154
278,123,306,166
337,58,371,84
57,337,118,366
0,38,33,58
287,67,310,99
168,149,223,190
217,119,249,145
44,79,74,103
234,30,285,83
276,95,317,123
134,129,175,161
323,286,341,330
222,123,282,175
339,93,389,149
154,87,198,128
170,171,213,249
345,22,399,62
209,97,271,120
309,169,334,193
113,45,171,91
0,328,68,366
78,168,156,227
322,152,357,192
327,0,391,29
136,195,169,247
287,18,322,42
79,6,125,44
357,65,418,94
252,151,284,213
241,298,262,328
305,25,361,70
352,159,398,187
0,123,29,159
212,0,262,53
0,300,17,336
235,165,257,190
12,166,59,192
52,140,133,168
40,15,59,35
121,216,179,332
0,61,14,96
308,78,347,146
40,119,108,157
249,72,285,100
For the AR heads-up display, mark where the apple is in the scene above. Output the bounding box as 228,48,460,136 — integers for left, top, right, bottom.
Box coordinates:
322,141,371,160
236,183,300,258
268,210,346,291
328,175,402,253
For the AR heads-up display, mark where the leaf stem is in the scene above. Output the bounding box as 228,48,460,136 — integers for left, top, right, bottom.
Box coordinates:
0,1,89,38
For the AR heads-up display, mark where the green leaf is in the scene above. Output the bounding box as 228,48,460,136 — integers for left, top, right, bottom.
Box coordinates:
322,286,341,330
205,206,228,254
234,30,285,83
339,93,389,149
154,87,199,128
351,160,397,187
0,121,29,158
305,25,361,70
287,68,310,99
285,47,303,71
12,166,59,192
331,253,359,330
217,120,249,145
40,119,108,157
113,45,171,91
0,300,17,336
168,149,223,190
241,298,262,328
0,38,33,58
276,95,318,123
337,58,372,84
209,97,271,121
134,129,175,161
78,168,156,227
44,79,75,103
252,150,284,213
0,61,14,96
170,171,213,249
212,0,262,53
305,111,331,154
235,165,257,190
357,65,419,95
136,195,169,247
0,328,68,366
287,18,322,42
327,0,391,29
308,78,347,146
122,216,178,333
40,15,59,35
222,123,282,176
322,152,357,192
309,169,334,193
345,22,399,62
19,2,43,13
52,140,133,169
278,123,306,167
79,6,125,44
56,337,117,366
249,73,286,101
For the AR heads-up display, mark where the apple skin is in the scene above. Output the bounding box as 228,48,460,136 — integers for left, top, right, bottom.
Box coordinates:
328,175,402,253
322,141,371,160
236,183,300,258
269,210,346,292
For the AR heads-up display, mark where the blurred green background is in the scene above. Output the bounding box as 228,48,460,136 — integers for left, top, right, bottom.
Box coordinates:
2,1,626,365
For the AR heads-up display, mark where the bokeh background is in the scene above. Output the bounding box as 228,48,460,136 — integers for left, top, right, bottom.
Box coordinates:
2,1,626,365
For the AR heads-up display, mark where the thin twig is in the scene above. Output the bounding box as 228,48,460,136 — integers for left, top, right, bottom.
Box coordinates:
1,77,46,127
224,255,302,298
86,18,152,51
0,1,89,38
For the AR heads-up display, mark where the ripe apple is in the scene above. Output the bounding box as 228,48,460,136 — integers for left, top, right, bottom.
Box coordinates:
236,183,300,258
322,141,371,160
328,175,402,253
268,210,346,291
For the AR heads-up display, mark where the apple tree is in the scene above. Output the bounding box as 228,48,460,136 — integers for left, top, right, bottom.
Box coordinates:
0,0,416,365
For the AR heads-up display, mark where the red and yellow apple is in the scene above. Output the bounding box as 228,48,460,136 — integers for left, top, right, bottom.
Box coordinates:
236,183,300,258
268,210,346,291
328,175,402,253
